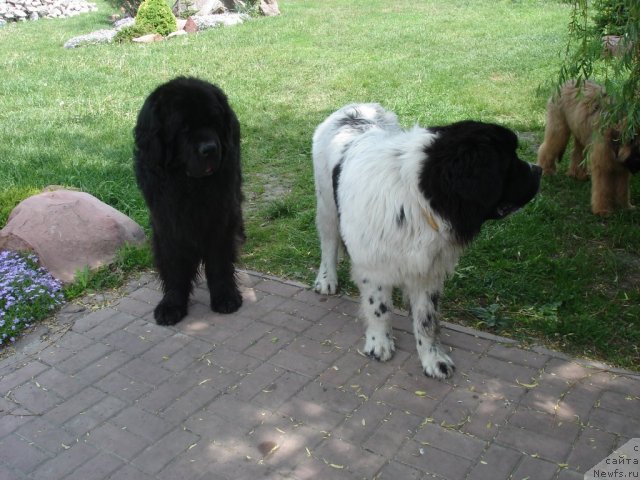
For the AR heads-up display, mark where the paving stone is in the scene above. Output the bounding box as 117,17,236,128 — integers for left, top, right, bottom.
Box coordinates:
315,437,387,478
413,422,486,461
565,426,617,473
363,408,423,458
43,387,105,424
396,438,473,479
1,270,639,480
11,381,63,415
31,442,98,480
15,417,76,453
55,342,113,375
466,443,522,480
131,428,199,475
253,279,302,297
111,406,174,442
376,460,423,480
510,454,558,480
85,422,148,460
333,400,390,445
251,370,311,410
0,434,50,473
63,451,123,480
0,361,48,394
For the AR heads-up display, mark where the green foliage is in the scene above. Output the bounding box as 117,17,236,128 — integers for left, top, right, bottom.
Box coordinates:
135,0,177,36
558,0,639,143
105,0,143,17
593,0,630,35
114,23,155,42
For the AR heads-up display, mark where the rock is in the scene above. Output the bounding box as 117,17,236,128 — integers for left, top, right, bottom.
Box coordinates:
259,0,278,16
172,0,224,18
183,15,197,32
167,29,187,38
0,188,146,284
113,16,134,30
0,0,97,23
132,32,164,43
191,12,245,29
64,28,116,48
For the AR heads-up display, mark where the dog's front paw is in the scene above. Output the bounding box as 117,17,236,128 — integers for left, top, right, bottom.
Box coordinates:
154,299,188,326
210,287,242,314
363,332,395,362
314,275,338,295
420,346,455,379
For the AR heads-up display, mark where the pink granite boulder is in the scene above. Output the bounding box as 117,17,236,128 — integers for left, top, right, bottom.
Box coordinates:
0,188,146,283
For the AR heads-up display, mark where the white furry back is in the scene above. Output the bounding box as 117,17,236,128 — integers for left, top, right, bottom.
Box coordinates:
312,103,462,288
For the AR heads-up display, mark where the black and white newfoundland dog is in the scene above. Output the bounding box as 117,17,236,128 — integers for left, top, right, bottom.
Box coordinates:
134,77,244,326
313,104,541,379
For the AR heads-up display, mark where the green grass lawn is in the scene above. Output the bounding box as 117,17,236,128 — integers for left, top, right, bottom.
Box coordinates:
1,0,639,369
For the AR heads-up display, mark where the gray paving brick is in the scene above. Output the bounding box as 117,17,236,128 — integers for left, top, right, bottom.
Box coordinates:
41,386,105,424
2,270,639,480
15,417,76,453
0,434,50,473
64,451,123,480
0,361,48,394
94,371,153,402
131,428,199,474
111,406,174,442
510,454,558,480
31,442,98,480
316,438,387,478
251,370,310,410
243,327,297,361
566,426,617,473
363,409,422,458
83,312,137,340
114,297,156,318
396,439,473,479
71,308,119,333
466,443,522,480
253,279,302,297
11,381,63,415
55,342,113,375
85,422,148,460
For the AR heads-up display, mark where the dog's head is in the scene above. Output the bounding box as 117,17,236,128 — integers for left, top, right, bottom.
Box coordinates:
611,130,640,174
420,121,542,244
134,77,239,178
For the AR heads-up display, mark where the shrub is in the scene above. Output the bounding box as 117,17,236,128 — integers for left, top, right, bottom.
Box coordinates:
105,0,143,18
0,251,64,347
135,0,177,37
114,23,155,42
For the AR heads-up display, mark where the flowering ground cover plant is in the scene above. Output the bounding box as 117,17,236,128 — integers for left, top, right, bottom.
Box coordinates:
0,250,64,347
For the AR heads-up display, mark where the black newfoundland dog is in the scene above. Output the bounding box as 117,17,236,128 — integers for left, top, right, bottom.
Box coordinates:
134,77,244,326
313,103,541,379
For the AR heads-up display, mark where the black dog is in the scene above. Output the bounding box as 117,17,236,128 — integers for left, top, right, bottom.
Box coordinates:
134,77,244,325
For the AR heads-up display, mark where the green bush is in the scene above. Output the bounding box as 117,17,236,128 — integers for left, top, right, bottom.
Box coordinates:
113,23,155,42
105,0,143,18
593,0,630,35
135,0,177,36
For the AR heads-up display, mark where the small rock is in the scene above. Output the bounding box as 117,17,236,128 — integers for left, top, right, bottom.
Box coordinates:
132,32,164,43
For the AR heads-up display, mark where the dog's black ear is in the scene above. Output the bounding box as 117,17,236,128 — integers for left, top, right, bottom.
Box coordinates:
420,121,516,243
134,96,166,170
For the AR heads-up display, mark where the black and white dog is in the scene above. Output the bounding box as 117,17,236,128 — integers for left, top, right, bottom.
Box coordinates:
312,104,541,379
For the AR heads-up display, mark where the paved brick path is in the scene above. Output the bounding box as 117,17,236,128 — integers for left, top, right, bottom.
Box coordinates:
0,271,638,480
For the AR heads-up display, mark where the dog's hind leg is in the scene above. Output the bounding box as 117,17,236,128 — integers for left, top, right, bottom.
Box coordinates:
358,280,395,362
407,286,454,379
537,102,569,175
567,139,589,180
314,190,341,294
